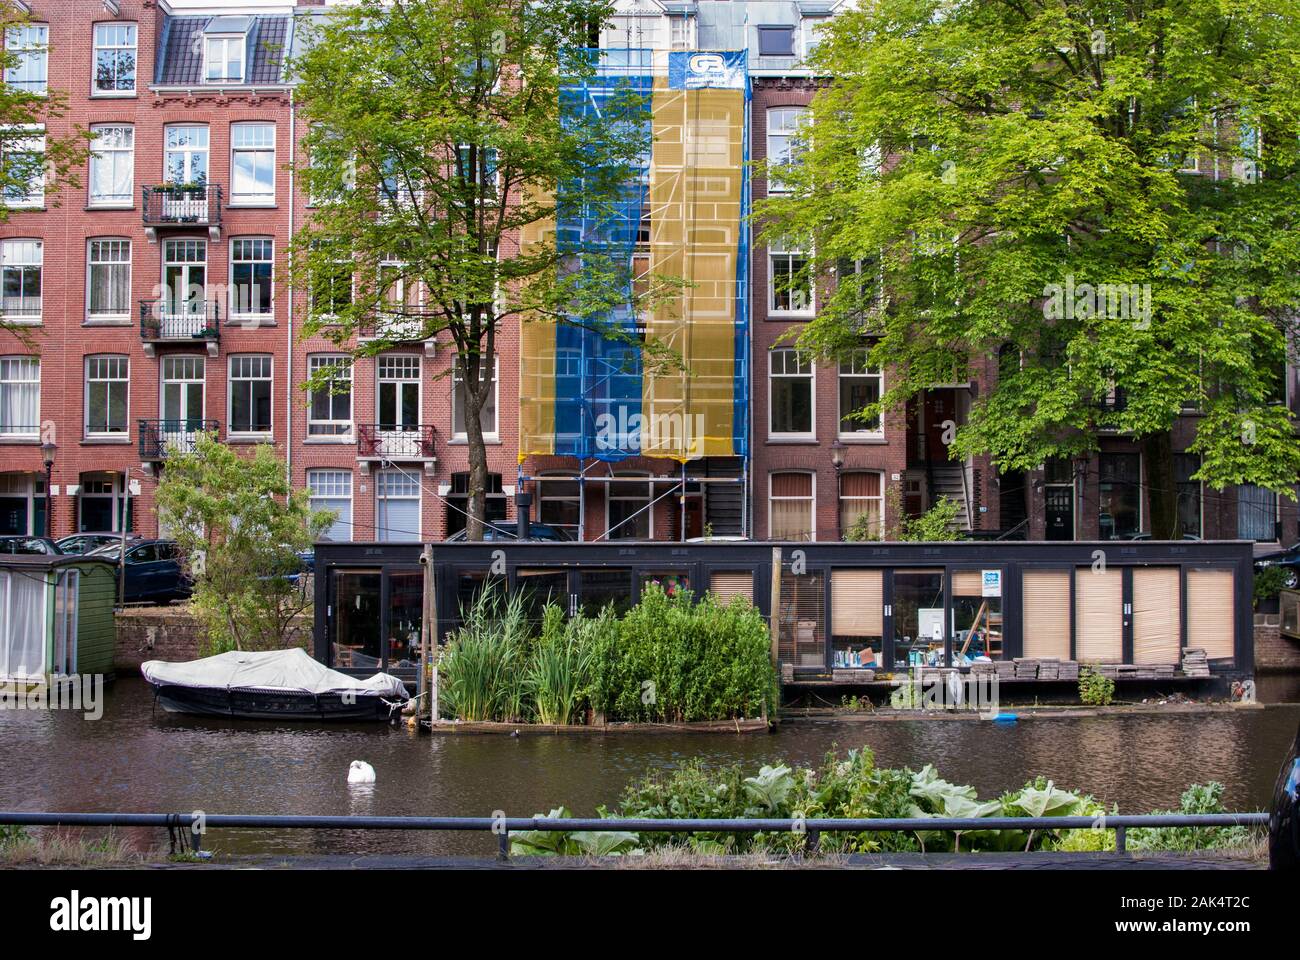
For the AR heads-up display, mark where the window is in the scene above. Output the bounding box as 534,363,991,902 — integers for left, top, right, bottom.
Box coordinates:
768,238,812,313
1238,484,1278,542
445,472,507,537
53,568,79,676
87,239,130,321
161,239,207,331
93,23,137,93
230,123,275,204
204,35,245,84
228,355,272,435
88,124,133,206
669,16,695,50
309,242,352,319
455,144,498,196
802,17,829,60
607,473,651,541
538,474,579,538
0,357,39,437
1,239,41,322
757,25,796,57
1098,453,1141,539
766,107,808,194
452,357,498,439
2,127,45,207
230,238,273,318
377,355,421,430
163,125,208,185
308,469,352,542
840,471,884,539
307,355,352,437
771,472,814,541
769,347,814,437
0,568,46,679
376,469,420,542
1175,453,1202,539
85,355,128,437
4,25,47,94
838,349,883,438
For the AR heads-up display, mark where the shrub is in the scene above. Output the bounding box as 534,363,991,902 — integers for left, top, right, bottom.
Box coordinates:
1078,666,1115,706
1128,782,1255,851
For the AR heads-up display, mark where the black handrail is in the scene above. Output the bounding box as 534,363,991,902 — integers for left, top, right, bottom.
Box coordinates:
138,419,220,459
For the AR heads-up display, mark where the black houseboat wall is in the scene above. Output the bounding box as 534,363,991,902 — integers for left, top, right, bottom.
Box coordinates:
311,540,1255,684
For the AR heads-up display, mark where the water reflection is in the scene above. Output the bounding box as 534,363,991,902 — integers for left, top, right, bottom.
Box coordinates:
0,677,1295,859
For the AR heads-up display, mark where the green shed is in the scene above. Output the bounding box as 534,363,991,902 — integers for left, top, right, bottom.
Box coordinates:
0,555,118,683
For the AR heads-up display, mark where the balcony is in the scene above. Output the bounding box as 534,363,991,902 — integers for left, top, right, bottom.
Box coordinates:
138,419,220,460
142,184,223,242
358,313,437,357
140,300,221,357
357,423,437,465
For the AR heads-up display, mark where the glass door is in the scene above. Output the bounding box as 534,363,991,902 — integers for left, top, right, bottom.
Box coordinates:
161,356,205,452
332,570,382,670
891,568,945,669
162,240,207,337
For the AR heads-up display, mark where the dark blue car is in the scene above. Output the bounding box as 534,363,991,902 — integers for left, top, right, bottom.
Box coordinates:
88,538,193,604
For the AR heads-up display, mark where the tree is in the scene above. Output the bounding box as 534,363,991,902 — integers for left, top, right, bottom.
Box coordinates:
155,436,333,654
759,0,1300,537
291,0,670,539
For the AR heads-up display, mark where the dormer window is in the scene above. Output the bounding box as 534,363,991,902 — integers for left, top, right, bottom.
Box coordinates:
757,25,796,58
202,17,250,84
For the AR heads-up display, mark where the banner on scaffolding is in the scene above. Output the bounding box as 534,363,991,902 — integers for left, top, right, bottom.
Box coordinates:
518,49,750,462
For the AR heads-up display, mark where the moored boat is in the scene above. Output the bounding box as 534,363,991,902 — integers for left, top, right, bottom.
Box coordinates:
141,648,408,722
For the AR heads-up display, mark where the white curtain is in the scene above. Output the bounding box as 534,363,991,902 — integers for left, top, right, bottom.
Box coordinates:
1,571,46,679
0,357,38,434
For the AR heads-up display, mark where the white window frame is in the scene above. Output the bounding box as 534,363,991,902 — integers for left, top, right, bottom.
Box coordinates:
769,471,816,542
768,238,813,315
86,238,131,322
4,24,48,95
376,354,422,428
2,239,42,323
768,347,815,440
0,356,40,438
766,107,808,195
163,124,209,185
77,472,126,532
838,348,884,440
84,354,130,439
307,354,353,438
203,34,245,84
229,122,275,205
669,15,696,51
308,469,353,542
92,22,137,96
2,125,45,208
451,356,499,442
606,472,653,542
229,237,274,319
227,354,272,437
801,17,829,61
88,123,134,207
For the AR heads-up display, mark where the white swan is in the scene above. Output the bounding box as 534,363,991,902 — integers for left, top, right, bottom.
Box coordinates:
348,760,376,784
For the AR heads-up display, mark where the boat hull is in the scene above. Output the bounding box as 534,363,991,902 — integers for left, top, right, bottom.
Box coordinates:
149,682,402,722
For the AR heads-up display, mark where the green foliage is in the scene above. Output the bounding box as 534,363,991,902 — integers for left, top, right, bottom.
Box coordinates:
509,807,642,857
1128,782,1254,851
439,583,777,724
844,486,963,542
758,0,1300,519
154,435,330,654
1254,564,1288,607
1078,666,1116,706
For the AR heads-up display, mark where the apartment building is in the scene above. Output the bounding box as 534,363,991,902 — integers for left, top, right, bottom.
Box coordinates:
2,0,1294,549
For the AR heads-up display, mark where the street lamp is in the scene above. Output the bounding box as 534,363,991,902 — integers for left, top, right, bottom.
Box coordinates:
40,440,56,538
830,441,846,540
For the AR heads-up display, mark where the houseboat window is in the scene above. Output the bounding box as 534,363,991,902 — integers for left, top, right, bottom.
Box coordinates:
580,568,634,617
388,571,422,670
53,568,78,676
950,569,1001,663
1133,567,1180,665
332,570,381,670
709,571,753,605
515,568,567,623
0,569,44,680
639,570,689,600
1186,568,1234,662
892,569,944,669
831,569,882,668
456,570,505,621
1074,566,1122,663
1021,569,1070,659
779,569,824,668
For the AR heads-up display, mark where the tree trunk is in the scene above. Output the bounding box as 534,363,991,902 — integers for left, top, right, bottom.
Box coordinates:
462,386,488,542
1142,430,1178,540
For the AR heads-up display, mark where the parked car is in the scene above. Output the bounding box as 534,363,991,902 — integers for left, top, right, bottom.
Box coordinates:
1256,543,1300,590
0,535,62,555
88,538,193,604
1270,722,1300,869
57,531,142,555
444,522,573,542
1115,532,1202,542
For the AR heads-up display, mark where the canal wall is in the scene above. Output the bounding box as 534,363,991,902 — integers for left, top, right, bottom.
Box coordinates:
1255,612,1300,673
113,605,310,674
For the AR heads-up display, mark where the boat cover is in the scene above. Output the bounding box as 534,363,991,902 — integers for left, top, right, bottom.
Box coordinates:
141,648,407,698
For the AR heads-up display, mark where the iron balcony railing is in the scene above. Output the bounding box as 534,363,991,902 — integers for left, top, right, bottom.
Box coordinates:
356,423,436,459
138,419,220,459
141,183,222,228
139,299,221,342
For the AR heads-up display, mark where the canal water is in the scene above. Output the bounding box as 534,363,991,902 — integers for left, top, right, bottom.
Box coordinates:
1,677,1297,858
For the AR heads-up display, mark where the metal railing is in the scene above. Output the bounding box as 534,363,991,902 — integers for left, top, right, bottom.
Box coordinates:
140,300,221,342
0,810,1267,860
138,419,220,459
142,183,222,227
356,423,436,459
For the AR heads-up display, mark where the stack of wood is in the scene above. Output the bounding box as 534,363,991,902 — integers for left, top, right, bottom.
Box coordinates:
1181,649,1211,677
1058,660,1080,680
832,668,875,682
1014,658,1039,680
781,663,795,683
1153,663,1177,679
995,661,1017,681
1037,658,1061,680
971,661,997,676
1117,664,1149,680
1097,663,1121,679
